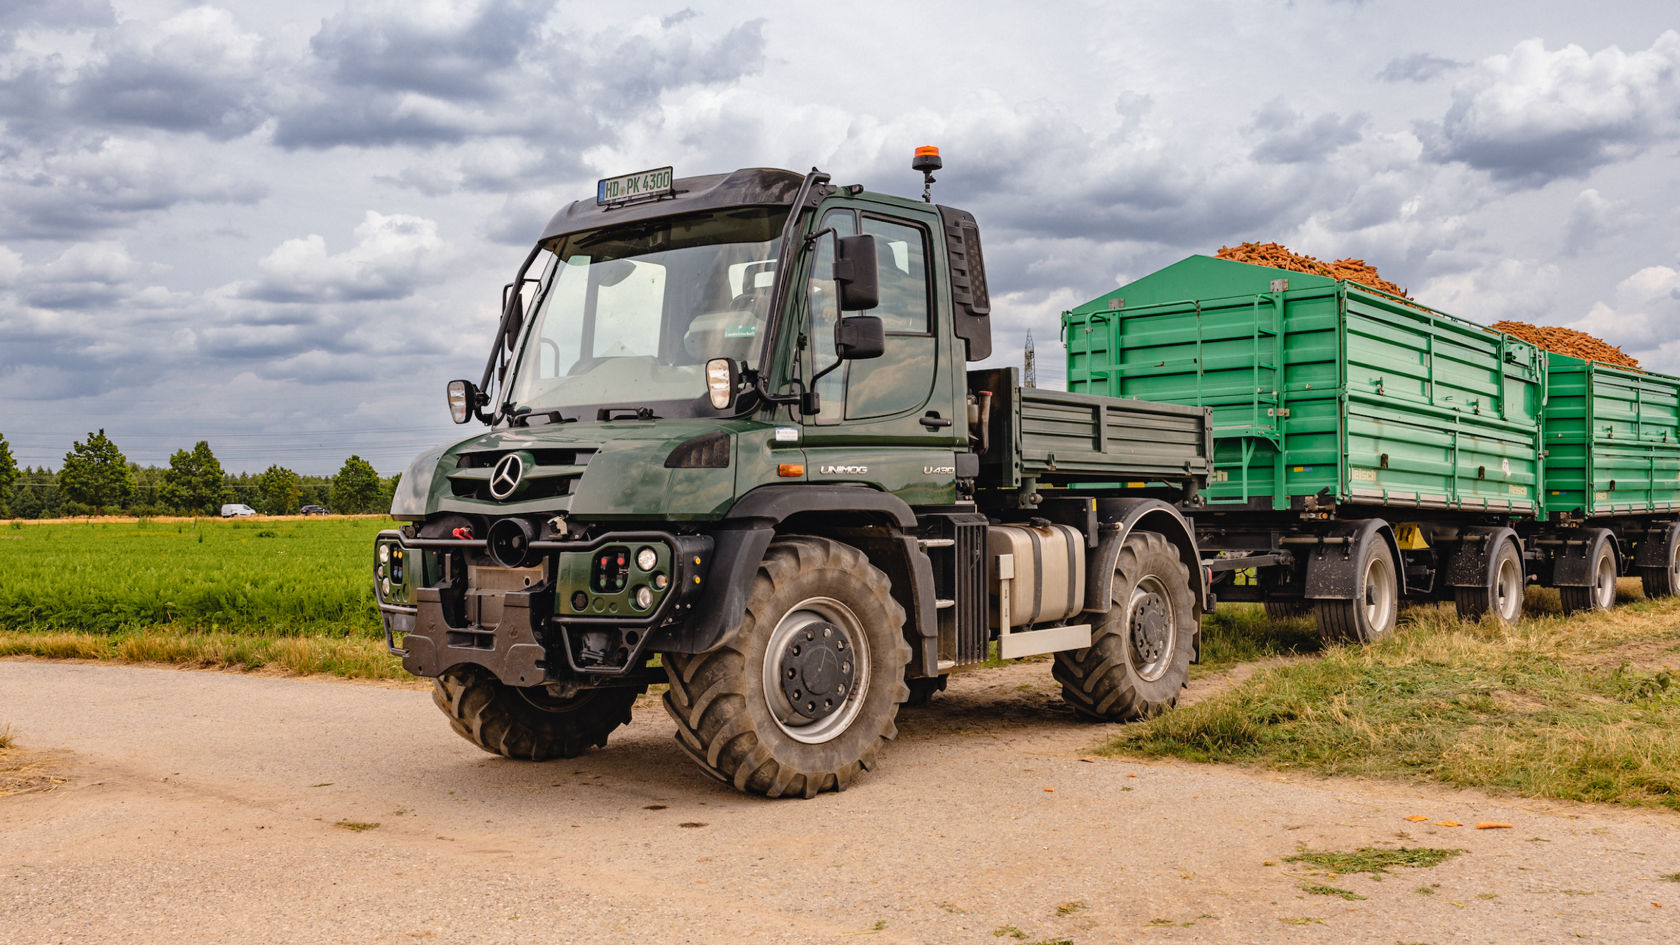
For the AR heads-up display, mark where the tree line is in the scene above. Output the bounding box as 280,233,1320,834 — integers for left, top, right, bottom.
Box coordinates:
0,430,399,519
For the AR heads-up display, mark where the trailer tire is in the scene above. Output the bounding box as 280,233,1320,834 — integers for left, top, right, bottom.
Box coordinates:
1313,537,1398,644
432,667,639,761
1561,531,1618,614
1053,531,1196,722
1263,601,1309,621
1640,527,1680,598
1454,539,1525,624
661,537,910,798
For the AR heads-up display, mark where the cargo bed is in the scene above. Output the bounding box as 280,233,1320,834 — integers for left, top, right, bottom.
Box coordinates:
1063,255,1544,516
1541,353,1680,519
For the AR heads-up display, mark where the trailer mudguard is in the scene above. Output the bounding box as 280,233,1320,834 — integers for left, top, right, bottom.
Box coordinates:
1633,522,1680,569
1550,527,1620,587
656,486,936,664
1303,519,1407,599
1445,526,1521,588
1087,498,1209,616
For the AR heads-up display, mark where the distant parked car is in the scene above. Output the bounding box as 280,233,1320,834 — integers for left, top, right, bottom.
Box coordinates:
299,505,329,516
220,503,257,518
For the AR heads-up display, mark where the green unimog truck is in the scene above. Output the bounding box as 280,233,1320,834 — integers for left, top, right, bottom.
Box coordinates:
374,158,1217,797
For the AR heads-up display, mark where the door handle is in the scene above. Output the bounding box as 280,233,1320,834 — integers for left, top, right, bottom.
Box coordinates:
919,413,953,429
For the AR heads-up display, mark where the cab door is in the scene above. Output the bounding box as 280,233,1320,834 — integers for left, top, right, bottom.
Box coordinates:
797,203,964,506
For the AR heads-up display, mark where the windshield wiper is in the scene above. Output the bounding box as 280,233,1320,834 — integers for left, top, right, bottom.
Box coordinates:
509,407,575,427
597,407,659,422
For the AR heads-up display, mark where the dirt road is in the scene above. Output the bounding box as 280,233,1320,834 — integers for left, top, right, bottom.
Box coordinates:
2,659,1676,944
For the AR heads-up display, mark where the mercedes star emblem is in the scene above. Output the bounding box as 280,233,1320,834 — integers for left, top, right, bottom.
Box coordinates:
489,453,524,499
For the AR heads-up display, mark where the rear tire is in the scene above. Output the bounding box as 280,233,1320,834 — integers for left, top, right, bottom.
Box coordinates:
1314,535,1399,644
661,537,910,798
1053,531,1197,722
1561,531,1617,614
1263,601,1308,620
1640,525,1680,598
1454,539,1525,623
432,667,639,760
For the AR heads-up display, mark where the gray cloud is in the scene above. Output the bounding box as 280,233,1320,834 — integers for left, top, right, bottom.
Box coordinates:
0,137,267,240
1377,53,1466,83
1245,99,1368,165
1418,32,1680,185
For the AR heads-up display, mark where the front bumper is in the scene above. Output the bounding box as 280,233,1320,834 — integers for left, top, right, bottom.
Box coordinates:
375,528,712,686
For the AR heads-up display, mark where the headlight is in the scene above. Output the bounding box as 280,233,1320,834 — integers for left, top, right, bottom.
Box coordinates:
636,547,658,571
379,545,390,564
633,586,653,610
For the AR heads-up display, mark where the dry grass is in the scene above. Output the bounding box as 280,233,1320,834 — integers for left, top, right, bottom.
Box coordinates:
0,629,408,680
1111,582,1680,809
0,729,68,797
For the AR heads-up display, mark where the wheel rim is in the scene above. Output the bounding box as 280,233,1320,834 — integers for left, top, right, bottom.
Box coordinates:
1494,552,1523,622
1363,553,1397,633
762,596,871,745
1593,548,1616,609
1669,539,1679,588
1128,575,1176,682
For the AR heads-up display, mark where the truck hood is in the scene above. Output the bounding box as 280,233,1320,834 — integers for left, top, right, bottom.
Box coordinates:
391,418,759,523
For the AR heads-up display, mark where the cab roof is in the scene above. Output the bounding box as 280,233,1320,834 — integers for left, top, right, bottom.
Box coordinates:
539,168,808,242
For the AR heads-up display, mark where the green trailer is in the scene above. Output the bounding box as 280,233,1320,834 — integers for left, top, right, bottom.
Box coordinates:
1540,353,1680,519
1064,255,1680,640
1065,255,1544,515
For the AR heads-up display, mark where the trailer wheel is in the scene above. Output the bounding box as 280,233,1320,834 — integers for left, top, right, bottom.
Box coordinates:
661,537,910,798
432,667,639,760
1561,532,1618,614
1053,531,1196,722
1313,537,1398,644
1454,539,1525,624
1263,601,1309,621
1640,525,1680,598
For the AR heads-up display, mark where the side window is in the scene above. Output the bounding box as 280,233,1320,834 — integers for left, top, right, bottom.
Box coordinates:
845,217,936,419
860,217,930,334
807,209,856,422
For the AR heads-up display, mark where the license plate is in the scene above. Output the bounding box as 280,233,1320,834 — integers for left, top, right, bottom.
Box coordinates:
597,167,674,204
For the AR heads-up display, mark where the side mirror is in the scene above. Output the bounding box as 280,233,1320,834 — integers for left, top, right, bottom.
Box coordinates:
704,358,738,410
835,315,885,360
833,234,879,312
501,284,524,352
447,379,483,424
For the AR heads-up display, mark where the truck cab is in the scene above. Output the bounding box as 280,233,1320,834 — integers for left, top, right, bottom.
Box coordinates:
376,162,1209,797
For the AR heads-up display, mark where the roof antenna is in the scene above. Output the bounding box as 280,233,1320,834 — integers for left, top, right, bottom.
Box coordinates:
913,146,941,203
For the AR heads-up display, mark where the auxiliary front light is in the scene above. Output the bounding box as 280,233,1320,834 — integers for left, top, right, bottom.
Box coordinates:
653,572,668,590
633,586,654,610
636,546,658,571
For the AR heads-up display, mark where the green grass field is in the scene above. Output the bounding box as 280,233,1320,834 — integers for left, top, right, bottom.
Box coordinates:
0,517,390,637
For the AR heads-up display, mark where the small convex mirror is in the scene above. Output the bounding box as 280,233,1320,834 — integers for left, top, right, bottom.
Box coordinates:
835,315,885,360
447,379,478,424
705,358,737,409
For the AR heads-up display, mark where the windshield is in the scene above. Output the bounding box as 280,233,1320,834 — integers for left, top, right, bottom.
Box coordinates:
504,207,788,419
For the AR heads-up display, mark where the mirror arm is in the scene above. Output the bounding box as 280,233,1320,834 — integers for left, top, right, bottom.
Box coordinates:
479,244,543,425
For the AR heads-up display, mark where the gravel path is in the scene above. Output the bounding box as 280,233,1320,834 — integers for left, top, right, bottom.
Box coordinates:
2,658,1677,944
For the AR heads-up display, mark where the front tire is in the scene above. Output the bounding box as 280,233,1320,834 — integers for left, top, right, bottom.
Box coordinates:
433,667,640,760
1053,531,1197,722
661,537,911,798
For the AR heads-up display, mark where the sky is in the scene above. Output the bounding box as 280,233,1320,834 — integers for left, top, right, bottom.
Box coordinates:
2,0,1678,474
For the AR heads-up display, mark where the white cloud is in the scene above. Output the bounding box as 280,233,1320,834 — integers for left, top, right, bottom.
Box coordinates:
1419,31,1680,184
242,212,451,303
1571,265,1680,363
